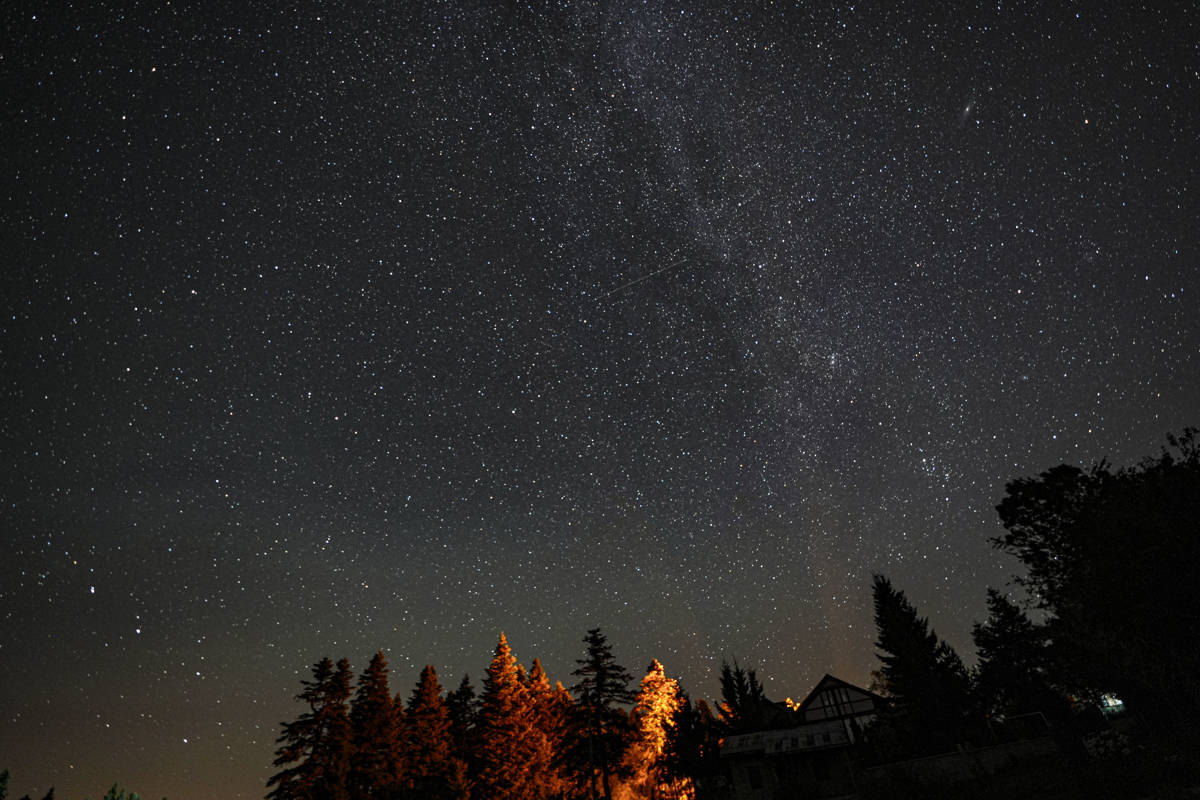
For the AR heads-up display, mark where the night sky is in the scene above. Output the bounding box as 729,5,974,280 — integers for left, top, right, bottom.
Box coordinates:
2,2,1197,797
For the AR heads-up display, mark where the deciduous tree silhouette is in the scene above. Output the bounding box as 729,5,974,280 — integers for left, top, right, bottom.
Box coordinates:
994,429,1200,721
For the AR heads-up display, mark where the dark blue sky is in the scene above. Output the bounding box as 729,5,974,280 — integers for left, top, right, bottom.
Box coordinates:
3,2,1197,797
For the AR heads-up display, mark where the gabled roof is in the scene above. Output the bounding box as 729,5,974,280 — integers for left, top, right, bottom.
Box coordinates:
794,673,887,716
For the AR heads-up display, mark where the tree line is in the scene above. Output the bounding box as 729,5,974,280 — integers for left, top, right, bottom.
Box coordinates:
866,428,1200,761
266,629,710,800
263,428,1199,798
0,772,157,800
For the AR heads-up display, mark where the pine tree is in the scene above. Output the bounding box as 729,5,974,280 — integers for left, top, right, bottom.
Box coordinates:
475,633,538,800
445,673,478,762
268,657,354,800
872,575,971,756
526,658,572,799
972,588,1066,720
622,660,692,800
663,696,721,797
571,628,636,800
404,665,464,799
348,651,401,798
99,787,141,800
716,660,770,733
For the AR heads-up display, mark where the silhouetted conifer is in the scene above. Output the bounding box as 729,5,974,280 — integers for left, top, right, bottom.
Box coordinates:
716,660,770,733
267,656,353,800
348,651,401,798
99,787,143,800
872,575,971,756
973,589,1063,717
403,665,463,799
664,696,721,798
445,673,478,762
571,628,636,800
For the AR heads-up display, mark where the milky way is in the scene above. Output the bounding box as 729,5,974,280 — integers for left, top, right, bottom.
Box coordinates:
2,3,1197,798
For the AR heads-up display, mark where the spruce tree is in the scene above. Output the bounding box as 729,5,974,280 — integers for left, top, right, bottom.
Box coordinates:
624,660,691,800
445,672,479,796
973,588,1066,721
526,658,570,799
268,657,354,800
445,673,478,762
716,660,770,733
664,696,721,796
571,628,636,800
475,633,538,800
404,665,463,798
872,575,971,756
348,651,401,798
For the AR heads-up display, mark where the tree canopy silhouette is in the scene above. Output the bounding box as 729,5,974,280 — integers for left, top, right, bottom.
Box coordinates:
994,428,1200,720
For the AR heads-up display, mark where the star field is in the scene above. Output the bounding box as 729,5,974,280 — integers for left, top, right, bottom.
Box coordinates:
2,3,1197,798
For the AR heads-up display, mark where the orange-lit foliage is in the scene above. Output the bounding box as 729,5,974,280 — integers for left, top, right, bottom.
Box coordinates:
616,659,694,800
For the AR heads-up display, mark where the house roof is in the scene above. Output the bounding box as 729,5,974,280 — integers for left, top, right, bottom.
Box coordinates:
794,673,888,715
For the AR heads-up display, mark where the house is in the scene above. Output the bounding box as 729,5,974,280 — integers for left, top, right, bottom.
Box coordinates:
792,674,886,736
721,675,887,799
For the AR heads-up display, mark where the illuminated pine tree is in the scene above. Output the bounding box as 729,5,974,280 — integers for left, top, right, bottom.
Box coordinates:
527,658,572,799
475,633,539,800
619,660,692,800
